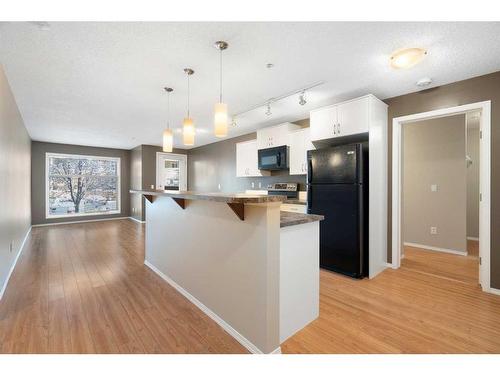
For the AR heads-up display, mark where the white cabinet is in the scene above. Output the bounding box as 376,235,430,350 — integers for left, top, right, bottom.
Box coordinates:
289,128,315,175
310,95,371,142
257,122,301,150
236,140,270,177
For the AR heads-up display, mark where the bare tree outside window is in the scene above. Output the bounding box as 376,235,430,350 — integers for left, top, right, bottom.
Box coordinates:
47,154,120,217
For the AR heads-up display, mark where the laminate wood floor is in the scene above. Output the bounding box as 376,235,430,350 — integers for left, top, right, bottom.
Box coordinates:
282,240,500,353
0,219,247,353
2,221,499,354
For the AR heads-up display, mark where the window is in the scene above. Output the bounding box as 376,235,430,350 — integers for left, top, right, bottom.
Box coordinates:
46,153,121,218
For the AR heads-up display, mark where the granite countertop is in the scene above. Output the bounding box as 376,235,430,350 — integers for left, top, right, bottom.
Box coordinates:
280,211,324,228
283,198,307,205
130,189,286,204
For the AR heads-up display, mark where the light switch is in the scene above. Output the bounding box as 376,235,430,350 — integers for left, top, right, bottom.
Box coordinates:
258,182,262,188
218,183,221,190
431,184,438,192
151,184,155,189
251,182,255,188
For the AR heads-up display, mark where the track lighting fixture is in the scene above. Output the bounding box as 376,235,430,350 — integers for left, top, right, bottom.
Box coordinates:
299,90,307,106
265,102,272,116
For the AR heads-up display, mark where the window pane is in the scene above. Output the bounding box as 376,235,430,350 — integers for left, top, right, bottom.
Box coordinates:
47,154,120,217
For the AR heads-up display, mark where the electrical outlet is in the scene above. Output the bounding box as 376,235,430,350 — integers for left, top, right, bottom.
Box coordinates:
258,182,262,188
151,184,155,189
430,227,438,235
218,183,221,190
431,184,438,192
251,182,255,188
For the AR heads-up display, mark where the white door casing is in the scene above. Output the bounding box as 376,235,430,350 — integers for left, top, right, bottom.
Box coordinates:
156,152,187,191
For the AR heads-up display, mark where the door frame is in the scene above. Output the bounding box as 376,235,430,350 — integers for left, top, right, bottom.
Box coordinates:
391,101,491,292
156,152,188,191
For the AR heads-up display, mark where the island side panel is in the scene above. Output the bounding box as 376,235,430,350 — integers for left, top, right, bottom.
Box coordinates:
279,221,320,343
144,196,281,354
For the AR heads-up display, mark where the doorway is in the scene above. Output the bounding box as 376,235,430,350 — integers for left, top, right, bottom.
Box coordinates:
156,152,188,191
392,101,491,292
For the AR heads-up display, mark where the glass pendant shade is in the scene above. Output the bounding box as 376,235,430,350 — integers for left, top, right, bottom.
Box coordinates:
162,128,173,153
183,117,195,146
214,102,228,137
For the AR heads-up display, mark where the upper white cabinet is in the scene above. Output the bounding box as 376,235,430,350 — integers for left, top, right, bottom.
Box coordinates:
257,122,301,149
236,139,270,177
289,128,315,175
310,95,373,142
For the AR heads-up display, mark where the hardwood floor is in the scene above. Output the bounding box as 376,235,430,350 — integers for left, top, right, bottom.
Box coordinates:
282,239,500,353
0,220,247,353
2,221,499,354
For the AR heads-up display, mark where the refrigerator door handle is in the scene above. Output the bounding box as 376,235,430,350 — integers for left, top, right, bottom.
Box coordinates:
307,158,313,183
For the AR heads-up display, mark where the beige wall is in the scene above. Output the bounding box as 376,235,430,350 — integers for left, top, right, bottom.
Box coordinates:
403,115,467,253
467,124,480,239
0,65,31,295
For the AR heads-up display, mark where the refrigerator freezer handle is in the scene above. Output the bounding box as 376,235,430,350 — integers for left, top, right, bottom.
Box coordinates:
307,158,312,183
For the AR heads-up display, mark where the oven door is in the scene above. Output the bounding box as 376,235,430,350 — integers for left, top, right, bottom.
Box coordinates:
258,146,288,170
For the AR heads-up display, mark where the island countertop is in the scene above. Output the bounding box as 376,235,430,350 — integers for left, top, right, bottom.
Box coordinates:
130,189,286,204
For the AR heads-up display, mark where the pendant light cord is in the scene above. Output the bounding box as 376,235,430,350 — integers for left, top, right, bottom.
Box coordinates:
187,74,190,118
167,91,170,129
219,49,223,103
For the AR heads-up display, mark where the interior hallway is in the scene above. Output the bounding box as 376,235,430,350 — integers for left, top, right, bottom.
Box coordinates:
1,221,499,354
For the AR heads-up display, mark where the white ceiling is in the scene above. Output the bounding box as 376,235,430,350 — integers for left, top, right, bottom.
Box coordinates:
1,22,499,150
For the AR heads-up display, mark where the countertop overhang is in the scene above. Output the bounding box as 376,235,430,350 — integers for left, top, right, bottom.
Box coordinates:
130,189,286,204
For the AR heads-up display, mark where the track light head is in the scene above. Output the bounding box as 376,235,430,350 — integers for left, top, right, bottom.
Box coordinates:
299,90,307,106
265,102,272,116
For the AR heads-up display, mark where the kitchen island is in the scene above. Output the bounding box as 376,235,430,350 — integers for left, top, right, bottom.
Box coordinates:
130,189,323,354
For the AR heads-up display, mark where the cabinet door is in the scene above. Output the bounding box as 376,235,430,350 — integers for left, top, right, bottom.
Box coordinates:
337,97,370,137
310,105,338,141
289,130,306,175
256,127,273,149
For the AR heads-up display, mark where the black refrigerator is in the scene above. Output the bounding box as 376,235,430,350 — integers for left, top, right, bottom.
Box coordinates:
307,143,368,278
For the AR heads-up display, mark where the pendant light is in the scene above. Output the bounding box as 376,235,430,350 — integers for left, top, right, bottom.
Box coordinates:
162,87,174,153
183,68,195,146
214,41,229,138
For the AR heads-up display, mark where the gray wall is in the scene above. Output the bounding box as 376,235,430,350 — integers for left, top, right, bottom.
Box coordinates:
403,115,467,253
384,70,500,288
188,126,308,193
31,141,131,225
467,127,480,239
0,65,31,294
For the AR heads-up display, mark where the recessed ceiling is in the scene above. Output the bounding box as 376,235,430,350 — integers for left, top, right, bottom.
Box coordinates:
1,22,500,150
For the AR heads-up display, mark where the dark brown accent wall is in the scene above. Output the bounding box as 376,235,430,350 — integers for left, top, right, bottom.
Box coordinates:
31,141,131,225
384,70,500,288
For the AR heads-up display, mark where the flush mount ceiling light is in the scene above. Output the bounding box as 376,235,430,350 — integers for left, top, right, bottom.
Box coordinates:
416,77,433,87
162,87,174,153
182,68,195,146
390,48,427,69
213,41,229,138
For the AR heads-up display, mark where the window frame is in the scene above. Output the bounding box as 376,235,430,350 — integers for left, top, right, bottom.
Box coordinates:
45,152,121,219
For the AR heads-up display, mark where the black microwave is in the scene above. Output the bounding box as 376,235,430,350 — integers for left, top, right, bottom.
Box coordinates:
258,145,288,170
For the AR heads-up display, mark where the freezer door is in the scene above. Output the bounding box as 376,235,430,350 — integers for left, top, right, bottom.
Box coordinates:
307,183,364,278
307,144,362,184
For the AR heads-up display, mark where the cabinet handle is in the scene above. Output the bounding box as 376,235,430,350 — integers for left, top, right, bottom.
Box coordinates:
337,123,341,134
333,123,337,135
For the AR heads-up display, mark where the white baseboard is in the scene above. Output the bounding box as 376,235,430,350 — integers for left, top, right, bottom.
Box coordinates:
467,237,479,241
128,216,145,224
0,226,32,301
144,260,279,354
486,287,500,296
32,216,129,227
404,242,467,256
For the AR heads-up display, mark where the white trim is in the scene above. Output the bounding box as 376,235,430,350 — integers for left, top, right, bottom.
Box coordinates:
155,152,188,191
45,152,121,219
32,216,128,227
0,226,32,301
391,100,491,292
128,216,146,224
403,242,467,256
486,287,500,296
467,237,479,241
144,260,279,354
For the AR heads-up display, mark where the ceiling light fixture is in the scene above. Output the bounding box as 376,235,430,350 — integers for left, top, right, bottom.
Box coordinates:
183,68,195,146
265,102,272,116
299,90,307,106
162,87,174,153
214,41,229,138
390,48,427,69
